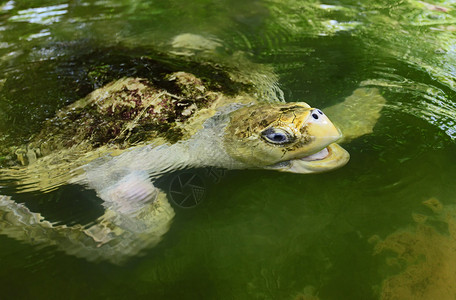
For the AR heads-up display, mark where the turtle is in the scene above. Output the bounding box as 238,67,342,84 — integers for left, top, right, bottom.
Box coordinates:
0,34,385,264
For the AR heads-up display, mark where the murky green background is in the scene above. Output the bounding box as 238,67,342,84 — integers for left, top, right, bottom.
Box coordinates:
1,0,456,299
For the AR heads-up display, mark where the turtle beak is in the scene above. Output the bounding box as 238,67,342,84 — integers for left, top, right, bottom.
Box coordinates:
304,108,342,148
266,143,350,174
287,108,342,160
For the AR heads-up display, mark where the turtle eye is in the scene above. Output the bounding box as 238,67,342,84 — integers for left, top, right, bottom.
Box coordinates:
261,128,293,144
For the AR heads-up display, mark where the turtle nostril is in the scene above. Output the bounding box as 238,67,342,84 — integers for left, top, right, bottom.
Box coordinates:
317,109,323,115
312,113,319,120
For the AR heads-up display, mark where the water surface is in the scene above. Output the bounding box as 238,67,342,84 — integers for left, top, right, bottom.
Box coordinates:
1,0,456,299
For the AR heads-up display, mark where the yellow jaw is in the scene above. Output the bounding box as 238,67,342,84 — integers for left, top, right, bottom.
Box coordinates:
265,143,349,173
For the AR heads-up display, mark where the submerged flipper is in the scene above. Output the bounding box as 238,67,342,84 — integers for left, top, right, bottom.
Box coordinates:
0,174,175,264
324,87,386,142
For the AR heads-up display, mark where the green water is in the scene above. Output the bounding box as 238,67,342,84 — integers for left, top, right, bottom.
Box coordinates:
1,0,456,299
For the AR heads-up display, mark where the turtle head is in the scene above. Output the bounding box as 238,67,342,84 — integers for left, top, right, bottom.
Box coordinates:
223,102,349,173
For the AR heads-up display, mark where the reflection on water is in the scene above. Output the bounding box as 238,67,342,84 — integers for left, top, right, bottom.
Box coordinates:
363,75,456,139
9,4,68,25
0,0,456,299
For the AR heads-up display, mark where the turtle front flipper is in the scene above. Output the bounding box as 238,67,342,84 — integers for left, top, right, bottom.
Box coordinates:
0,176,175,264
323,87,386,143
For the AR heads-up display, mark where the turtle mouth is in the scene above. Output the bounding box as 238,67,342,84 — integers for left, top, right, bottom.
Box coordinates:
299,147,330,161
266,143,350,174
